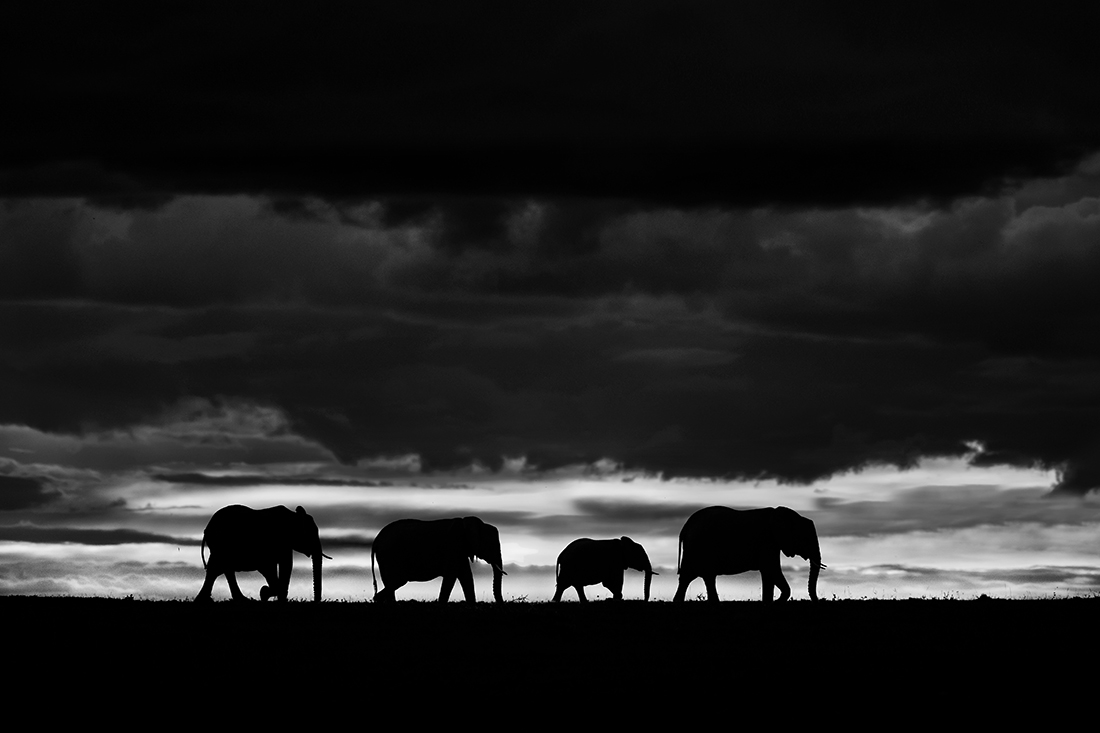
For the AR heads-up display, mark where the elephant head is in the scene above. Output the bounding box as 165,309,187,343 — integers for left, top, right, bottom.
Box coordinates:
461,516,506,603
618,536,655,602
291,506,327,603
775,507,822,602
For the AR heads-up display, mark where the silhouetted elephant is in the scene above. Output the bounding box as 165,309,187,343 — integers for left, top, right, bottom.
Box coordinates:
673,506,823,602
195,505,329,602
553,536,656,601
371,517,506,603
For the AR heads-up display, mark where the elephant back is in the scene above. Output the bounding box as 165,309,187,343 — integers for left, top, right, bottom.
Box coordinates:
205,505,259,546
556,538,601,584
679,506,775,574
374,518,470,583
205,505,295,563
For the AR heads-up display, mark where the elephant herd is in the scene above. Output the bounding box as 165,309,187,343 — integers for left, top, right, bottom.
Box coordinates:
194,504,824,603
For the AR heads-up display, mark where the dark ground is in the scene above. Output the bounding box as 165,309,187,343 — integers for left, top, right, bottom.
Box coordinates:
5,596,1093,725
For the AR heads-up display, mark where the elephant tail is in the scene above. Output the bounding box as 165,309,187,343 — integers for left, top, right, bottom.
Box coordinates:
201,534,208,570
371,544,377,597
676,537,682,575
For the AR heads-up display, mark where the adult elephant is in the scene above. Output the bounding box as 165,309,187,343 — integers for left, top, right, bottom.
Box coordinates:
371,517,506,603
672,506,823,602
195,505,329,602
552,536,656,602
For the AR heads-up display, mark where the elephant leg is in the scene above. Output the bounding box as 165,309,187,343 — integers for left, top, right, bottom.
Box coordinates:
276,556,292,602
374,581,403,603
195,563,220,602
457,565,476,603
761,568,791,602
224,570,250,601
703,575,719,602
575,585,588,602
672,574,695,602
439,575,457,602
603,575,624,601
259,565,279,601
552,583,565,602
774,571,791,602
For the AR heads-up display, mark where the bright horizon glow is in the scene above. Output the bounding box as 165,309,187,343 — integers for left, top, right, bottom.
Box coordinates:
3,445,1098,601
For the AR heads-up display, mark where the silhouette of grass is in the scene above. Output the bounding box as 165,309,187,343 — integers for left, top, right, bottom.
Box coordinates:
5,595,1096,723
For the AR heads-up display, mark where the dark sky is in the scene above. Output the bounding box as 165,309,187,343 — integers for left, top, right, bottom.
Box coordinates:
6,3,1100,203
4,1,1100,498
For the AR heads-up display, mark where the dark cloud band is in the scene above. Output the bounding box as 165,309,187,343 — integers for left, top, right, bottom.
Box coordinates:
0,525,191,546
5,5,1100,206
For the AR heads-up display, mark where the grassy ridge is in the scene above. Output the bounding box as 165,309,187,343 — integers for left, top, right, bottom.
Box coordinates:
7,596,1094,723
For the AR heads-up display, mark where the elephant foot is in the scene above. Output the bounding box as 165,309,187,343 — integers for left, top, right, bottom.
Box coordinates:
194,594,212,603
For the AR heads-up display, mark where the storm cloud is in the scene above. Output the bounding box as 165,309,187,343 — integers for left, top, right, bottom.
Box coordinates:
0,475,56,511
3,5,1100,500
3,174,1100,494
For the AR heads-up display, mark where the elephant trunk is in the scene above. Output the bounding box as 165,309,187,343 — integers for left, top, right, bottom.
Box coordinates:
492,565,504,603
313,550,323,603
808,551,821,602
643,567,653,602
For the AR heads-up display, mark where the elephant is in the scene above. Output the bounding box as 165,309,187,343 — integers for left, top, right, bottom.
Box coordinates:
672,506,824,602
552,536,656,602
195,505,330,602
371,516,506,603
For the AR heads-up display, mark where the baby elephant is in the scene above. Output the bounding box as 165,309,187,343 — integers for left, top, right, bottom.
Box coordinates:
553,536,656,601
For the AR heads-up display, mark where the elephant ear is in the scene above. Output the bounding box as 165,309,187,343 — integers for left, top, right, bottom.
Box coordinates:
620,537,649,569
778,509,814,559
461,517,482,561
295,506,314,532
799,515,819,557
616,537,637,565
290,506,316,554
775,508,802,557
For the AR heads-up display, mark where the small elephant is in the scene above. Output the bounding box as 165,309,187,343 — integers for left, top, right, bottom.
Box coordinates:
553,536,656,602
371,516,506,603
673,506,824,602
195,505,330,602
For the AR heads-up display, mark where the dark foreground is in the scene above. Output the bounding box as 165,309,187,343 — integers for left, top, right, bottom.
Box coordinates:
6,595,1095,724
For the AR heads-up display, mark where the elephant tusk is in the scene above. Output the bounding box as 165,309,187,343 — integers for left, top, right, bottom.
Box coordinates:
321,553,333,560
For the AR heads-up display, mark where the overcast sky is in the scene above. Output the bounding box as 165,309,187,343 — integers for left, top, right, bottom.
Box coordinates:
3,3,1100,600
